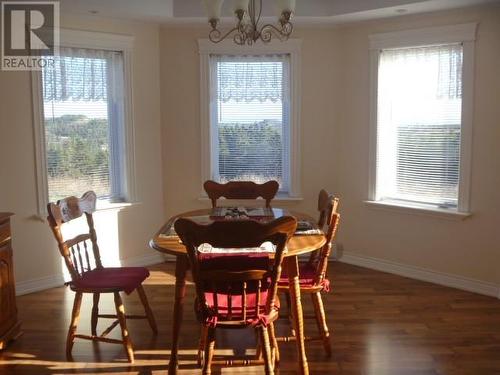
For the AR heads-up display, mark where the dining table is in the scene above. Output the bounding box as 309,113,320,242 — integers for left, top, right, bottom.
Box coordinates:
149,207,326,375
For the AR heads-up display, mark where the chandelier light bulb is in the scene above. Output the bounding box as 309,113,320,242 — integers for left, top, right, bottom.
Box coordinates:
233,0,250,12
204,0,224,20
275,0,296,13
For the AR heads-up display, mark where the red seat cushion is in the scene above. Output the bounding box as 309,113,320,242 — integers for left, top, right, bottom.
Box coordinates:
278,262,330,291
202,285,279,321
196,253,278,326
72,267,149,294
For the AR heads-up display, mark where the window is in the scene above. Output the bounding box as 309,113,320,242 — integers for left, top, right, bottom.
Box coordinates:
210,55,290,190
376,44,462,207
368,24,476,215
32,30,135,213
42,47,125,202
199,40,302,198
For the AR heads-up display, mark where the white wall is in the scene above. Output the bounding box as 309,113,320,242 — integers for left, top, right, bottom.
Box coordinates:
0,14,165,293
336,4,500,288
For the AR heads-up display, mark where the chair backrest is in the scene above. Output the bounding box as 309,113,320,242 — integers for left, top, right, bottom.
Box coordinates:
203,180,280,208
311,189,340,286
47,191,103,281
175,216,297,324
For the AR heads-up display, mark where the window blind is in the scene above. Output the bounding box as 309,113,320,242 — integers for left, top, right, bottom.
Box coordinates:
210,55,290,191
42,47,125,202
376,44,463,208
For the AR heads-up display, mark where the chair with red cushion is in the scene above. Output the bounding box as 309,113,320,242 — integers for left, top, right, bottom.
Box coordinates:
278,189,340,356
175,216,297,375
203,180,279,208
47,191,157,363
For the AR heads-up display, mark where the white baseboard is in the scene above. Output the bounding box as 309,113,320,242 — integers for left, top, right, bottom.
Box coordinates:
339,251,500,298
15,253,167,296
16,273,66,296
120,253,166,267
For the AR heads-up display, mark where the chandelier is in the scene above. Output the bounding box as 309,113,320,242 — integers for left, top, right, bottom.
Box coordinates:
203,0,296,45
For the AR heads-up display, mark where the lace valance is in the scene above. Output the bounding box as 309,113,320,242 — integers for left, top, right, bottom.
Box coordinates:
43,47,122,101
212,54,290,103
381,44,463,99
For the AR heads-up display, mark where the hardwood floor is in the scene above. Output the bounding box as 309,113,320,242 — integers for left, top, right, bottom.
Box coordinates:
1,261,500,374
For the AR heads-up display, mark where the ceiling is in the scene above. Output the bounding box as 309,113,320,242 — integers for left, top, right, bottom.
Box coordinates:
58,0,499,25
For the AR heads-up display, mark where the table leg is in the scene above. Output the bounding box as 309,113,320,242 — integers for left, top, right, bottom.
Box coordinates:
168,255,189,375
287,255,309,375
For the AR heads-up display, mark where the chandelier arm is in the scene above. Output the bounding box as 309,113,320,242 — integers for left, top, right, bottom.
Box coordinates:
248,0,257,42
248,0,254,24
256,0,263,28
209,26,242,44
280,21,293,36
233,28,247,45
259,22,294,43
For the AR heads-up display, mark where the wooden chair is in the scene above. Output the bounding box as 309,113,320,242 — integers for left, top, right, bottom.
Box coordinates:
277,189,340,356
46,191,157,363
203,180,280,208
175,216,297,375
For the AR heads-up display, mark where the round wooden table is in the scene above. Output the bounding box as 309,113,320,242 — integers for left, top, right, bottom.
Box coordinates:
150,208,326,375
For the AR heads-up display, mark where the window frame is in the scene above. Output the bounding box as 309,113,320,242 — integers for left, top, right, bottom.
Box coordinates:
32,29,136,216
367,23,477,218
198,39,302,199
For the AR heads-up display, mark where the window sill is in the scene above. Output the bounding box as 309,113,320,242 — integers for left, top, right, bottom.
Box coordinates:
274,194,303,202
33,200,140,221
363,200,471,221
96,200,141,212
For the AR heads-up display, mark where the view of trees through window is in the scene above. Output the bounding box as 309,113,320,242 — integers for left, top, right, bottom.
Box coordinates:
44,113,110,202
218,120,283,185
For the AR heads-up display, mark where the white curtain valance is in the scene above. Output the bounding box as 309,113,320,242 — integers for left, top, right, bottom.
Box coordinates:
43,47,122,101
380,44,463,100
212,54,290,103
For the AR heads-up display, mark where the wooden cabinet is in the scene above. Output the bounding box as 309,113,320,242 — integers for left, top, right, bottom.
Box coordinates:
0,213,21,349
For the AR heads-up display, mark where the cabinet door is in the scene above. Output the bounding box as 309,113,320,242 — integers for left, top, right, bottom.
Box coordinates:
0,243,16,334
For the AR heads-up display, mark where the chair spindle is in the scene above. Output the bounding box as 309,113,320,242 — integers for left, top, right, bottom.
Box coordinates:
227,284,232,320
212,281,218,313
242,281,247,321
76,243,84,274
83,241,91,271
256,280,262,315
70,246,80,275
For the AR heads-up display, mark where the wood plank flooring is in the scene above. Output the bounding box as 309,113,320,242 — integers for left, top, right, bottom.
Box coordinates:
1,262,500,374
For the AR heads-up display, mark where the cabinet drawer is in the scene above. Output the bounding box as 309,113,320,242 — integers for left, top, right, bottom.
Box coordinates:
0,221,10,244
0,242,11,255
